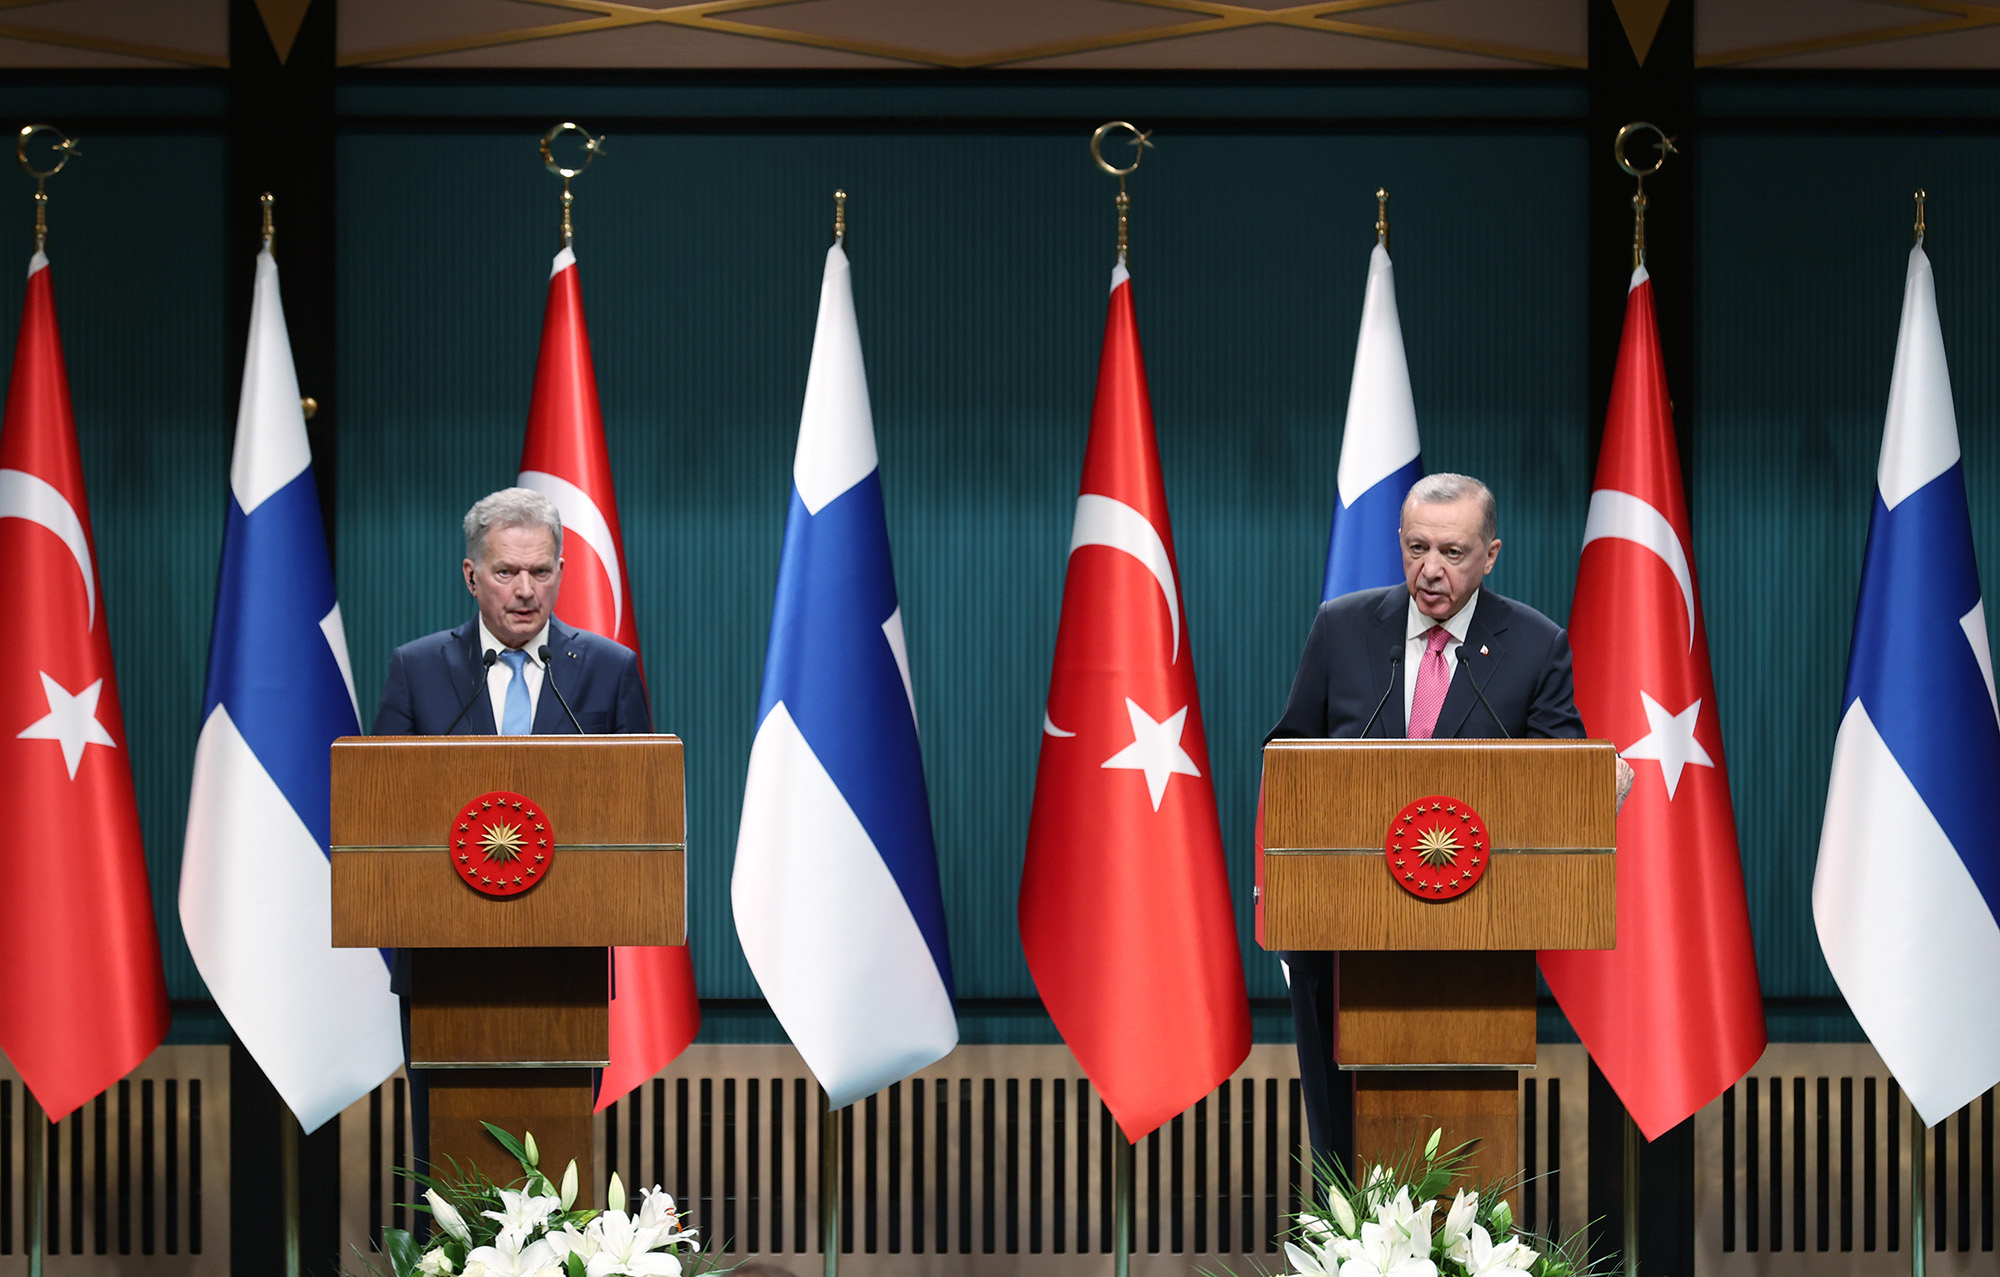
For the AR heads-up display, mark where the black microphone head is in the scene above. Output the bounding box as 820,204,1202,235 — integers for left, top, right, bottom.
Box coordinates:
1388,647,1404,664
481,649,498,668
537,644,554,664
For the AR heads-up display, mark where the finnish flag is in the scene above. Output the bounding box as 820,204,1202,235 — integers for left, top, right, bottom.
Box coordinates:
732,241,957,1108
1323,241,1422,601
179,247,402,1133
1815,242,2000,1126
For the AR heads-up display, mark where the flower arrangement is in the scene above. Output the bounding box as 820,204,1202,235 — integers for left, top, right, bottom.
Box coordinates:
356,1124,709,1277
1259,1130,1598,1277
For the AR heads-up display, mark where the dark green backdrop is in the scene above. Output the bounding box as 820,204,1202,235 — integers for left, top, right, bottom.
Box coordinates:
7,96,1998,1046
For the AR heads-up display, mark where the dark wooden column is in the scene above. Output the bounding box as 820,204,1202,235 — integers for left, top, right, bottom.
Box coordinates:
1584,2,1697,1274
226,2,345,1273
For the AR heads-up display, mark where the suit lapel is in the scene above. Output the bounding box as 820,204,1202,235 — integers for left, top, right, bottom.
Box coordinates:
1374,588,1409,739
531,621,580,734
1435,593,1511,738
447,620,497,734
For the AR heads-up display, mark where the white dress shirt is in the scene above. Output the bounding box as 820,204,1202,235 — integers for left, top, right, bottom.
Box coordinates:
1402,589,1479,733
480,618,549,734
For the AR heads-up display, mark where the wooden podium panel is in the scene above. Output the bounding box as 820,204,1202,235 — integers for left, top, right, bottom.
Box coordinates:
1261,739,1615,951
1260,738,1617,1199
330,735,684,948
330,735,688,1200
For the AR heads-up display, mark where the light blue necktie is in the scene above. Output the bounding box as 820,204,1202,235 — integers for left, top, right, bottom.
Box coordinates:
497,649,532,735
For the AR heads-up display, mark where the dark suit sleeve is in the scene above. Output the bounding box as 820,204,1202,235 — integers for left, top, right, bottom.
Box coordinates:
1268,605,1335,741
612,649,653,733
374,645,416,736
1525,625,1587,739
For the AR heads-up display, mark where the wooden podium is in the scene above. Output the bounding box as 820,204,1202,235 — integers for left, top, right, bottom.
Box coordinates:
1260,739,1615,1191
330,735,686,1198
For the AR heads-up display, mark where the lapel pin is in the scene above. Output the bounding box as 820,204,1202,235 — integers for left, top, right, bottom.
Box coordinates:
1479,645,1489,656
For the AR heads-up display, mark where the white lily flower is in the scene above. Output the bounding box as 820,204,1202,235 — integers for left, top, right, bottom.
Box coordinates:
636,1186,681,1235
426,1189,473,1245
1335,1219,1438,1277
1438,1189,1479,1262
464,1226,564,1277
481,1188,560,1238
1372,1186,1436,1253
416,1248,457,1275
1462,1224,1538,1276
585,1208,682,1276
547,1219,602,1264
1283,1237,1340,1275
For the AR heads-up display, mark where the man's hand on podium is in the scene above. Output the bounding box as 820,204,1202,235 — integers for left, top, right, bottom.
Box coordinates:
1615,754,1636,811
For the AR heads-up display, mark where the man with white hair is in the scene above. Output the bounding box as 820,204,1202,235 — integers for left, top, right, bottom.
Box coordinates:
374,487,651,1177
375,486,648,736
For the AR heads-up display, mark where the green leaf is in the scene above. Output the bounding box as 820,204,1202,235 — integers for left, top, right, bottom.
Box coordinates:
381,1229,422,1277
481,1122,533,1169
567,1255,588,1277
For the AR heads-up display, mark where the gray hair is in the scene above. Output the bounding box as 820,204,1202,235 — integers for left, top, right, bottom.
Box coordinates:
463,487,564,563
1403,473,1498,544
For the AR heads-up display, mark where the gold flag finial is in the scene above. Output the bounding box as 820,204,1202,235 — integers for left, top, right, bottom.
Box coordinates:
1914,189,1927,246
16,124,81,254
1090,121,1152,264
260,191,275,253
834,189,846,244
539,122,605,250
1376,188,1389,249
1614,121,1677,269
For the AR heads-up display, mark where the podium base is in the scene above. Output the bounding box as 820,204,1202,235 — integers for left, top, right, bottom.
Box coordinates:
428,1068,598,1207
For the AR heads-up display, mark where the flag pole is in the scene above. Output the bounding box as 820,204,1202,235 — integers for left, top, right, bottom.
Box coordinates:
24,1094,45,1277
282,1101,302,1277
1911,1111,1927,1277
1621,1114,1640,1277
820,1089,839,1277
1375,187,1389,250
1114,1135,1134,1277
539,121,605,250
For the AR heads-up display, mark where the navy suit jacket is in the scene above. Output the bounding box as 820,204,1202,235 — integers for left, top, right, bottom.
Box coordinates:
1270,584,1584,742
373,616,651,737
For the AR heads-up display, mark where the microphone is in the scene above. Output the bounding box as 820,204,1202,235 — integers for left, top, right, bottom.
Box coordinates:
443,649,499,734
538,644,585,735
1452,642,1513,739
1358,647,1405,739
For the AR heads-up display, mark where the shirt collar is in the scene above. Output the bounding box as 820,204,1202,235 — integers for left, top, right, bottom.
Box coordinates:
478,617,551,664
1405,588,1480,645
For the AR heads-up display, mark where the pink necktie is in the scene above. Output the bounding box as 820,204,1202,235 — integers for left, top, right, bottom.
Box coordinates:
1407,626,1452,740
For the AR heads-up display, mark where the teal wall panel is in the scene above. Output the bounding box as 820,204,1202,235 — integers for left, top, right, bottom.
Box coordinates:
1697,135,2000,1014
0,133,230,1005
336,128,1589,1018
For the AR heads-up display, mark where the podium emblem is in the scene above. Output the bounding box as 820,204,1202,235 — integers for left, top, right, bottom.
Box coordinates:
452,791,554,897
1386,795,1488,901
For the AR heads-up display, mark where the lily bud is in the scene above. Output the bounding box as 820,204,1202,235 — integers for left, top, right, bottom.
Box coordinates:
560,1159,578,1211
607,1172,627,1213
1328,1192,1357,1236
1424,1128,1442,1160
424,1188,473,1244
523,1131,540,1167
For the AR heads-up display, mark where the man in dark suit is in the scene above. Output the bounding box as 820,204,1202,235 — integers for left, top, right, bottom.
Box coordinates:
375,488,648,737
375,487,650,1175
1268,472,1628,1182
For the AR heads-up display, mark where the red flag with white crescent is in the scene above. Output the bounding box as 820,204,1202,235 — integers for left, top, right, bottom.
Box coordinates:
0,253,169,1119
1539,268,1765,1139
1020,264,1250,1143
518,247,699,1108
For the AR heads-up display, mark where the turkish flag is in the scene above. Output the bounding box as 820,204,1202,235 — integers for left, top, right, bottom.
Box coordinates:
1539,270,1765,1140
517,248,699,1109
0,254,168,1119
1020,265,1250,1143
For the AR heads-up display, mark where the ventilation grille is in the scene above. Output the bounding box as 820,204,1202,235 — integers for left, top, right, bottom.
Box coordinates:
1696,1043,1998,1275
0,1046,228,1274
344,1043,1584,1275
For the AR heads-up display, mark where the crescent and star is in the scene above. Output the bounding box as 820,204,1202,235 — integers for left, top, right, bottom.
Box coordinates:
1043,493,1201,812
2,468,119,779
